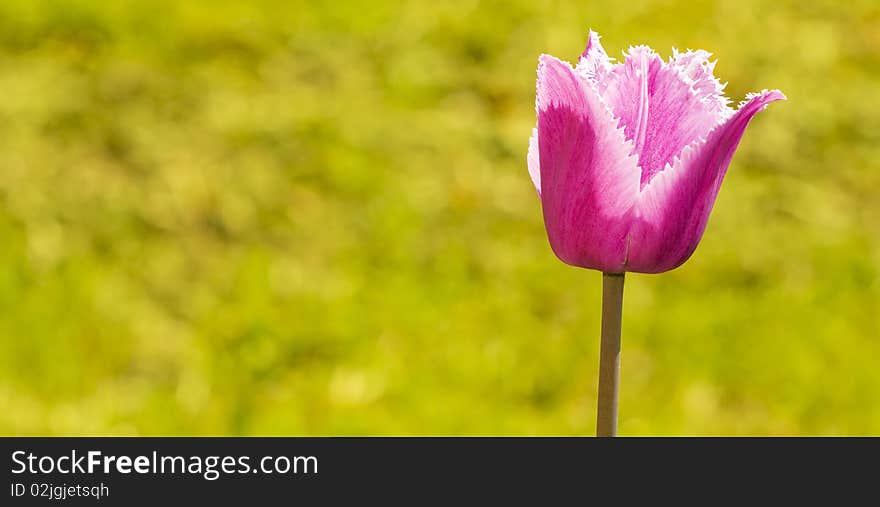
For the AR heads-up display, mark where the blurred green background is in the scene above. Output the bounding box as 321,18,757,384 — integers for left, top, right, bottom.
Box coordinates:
0,0,877,435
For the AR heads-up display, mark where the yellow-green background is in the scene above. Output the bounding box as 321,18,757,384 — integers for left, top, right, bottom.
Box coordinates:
0,0,877,435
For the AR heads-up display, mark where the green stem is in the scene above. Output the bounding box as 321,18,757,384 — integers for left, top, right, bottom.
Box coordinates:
597,272,625,437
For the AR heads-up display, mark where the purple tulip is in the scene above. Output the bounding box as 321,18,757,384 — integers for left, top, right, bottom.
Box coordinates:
528,31,785,274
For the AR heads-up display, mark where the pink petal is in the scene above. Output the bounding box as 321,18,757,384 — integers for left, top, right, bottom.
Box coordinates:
536,54,640,272
669,49,732,117
601,46,731,188
626,89,787,273
576,30,613,87
527,127,540,195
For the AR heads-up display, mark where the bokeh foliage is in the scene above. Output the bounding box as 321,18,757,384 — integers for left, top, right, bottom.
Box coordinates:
0,0,877,435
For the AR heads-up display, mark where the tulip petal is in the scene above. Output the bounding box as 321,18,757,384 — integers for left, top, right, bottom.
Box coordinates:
576,30,613,86
626,89,786,273
669,49,732,118
527,127,540,195
536,54,640,272
601,46,732,188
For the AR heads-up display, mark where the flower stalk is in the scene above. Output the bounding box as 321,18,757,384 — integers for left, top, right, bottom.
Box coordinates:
597,272,624,437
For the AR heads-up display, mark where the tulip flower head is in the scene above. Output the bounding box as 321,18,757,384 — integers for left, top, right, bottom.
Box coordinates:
528,31,785,274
